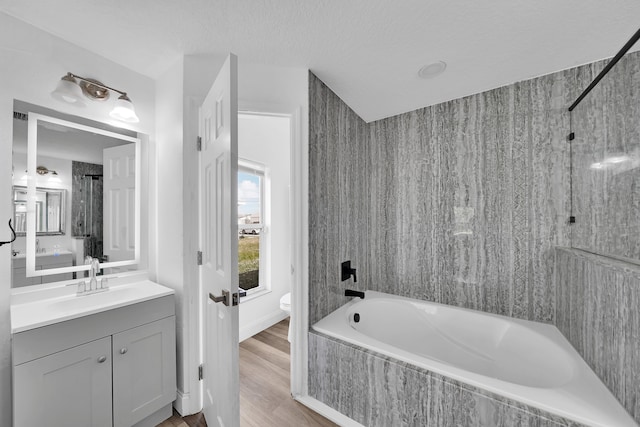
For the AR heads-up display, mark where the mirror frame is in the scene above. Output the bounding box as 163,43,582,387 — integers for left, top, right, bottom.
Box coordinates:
13,185,66,236
26,113,141,278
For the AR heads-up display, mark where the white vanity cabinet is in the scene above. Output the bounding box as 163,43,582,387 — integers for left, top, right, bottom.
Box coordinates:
12,293,176,427
14,337,113,427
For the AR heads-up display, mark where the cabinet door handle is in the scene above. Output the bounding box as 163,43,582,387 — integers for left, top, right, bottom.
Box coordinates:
120,347,128,355
97,355,107,363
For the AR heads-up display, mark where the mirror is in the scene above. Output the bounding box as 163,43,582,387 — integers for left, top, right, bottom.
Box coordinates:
11,104,141,286
13,186,66,235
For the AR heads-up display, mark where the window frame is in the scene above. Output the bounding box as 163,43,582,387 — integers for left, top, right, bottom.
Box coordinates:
237,158,269,297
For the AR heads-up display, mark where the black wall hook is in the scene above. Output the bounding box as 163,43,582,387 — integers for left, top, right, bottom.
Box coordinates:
0,219,17,247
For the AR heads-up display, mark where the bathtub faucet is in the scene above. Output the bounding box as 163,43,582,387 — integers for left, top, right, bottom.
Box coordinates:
345,289,364,299
341,260,357,282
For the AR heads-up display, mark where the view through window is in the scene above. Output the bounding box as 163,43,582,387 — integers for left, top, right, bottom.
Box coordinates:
238,163,265,292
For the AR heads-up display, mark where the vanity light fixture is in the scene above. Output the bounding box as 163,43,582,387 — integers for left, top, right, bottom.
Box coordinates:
51,72,140,123
24,166,61,183
35,166,58,176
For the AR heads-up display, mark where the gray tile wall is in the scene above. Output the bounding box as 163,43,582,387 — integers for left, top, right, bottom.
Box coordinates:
309,74,370,324
309,332,586,427
368,74,571,323
308,52,640,426
309,69,572,324
555,247,640,424
570,53,640,263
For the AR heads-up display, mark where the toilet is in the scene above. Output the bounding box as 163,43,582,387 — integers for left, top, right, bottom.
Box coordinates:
279,292,291,314
280,292,292,342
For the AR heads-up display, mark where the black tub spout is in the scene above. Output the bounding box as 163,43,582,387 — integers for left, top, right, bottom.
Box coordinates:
345,289,364,299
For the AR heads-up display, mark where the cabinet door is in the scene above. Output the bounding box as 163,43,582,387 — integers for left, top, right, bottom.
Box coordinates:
13,337,112,427
112,316,176,427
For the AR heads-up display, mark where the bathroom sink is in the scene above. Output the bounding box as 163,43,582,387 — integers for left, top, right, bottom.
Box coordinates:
10,280,174,333
48,286,140,311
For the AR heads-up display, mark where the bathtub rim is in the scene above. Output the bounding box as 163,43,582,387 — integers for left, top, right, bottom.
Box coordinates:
311,290,636,427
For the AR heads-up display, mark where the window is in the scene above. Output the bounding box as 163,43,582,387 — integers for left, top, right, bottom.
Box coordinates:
238,159,268,295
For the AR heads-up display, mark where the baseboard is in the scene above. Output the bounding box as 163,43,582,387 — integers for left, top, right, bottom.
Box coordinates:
173,389,200,416
294,395,364,427
239,310,289,342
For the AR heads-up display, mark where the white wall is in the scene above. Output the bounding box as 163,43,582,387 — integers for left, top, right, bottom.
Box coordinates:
238,115,291,340
0,13,155,426
154,56,193,413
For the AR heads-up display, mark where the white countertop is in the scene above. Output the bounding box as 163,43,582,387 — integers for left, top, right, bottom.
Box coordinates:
10,279,174,333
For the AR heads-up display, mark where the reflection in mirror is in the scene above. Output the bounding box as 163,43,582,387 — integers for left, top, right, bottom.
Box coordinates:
13,186,65,235
11,102,141,287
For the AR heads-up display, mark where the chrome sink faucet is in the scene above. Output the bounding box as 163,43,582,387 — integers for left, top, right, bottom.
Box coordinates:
89,257,99,290
77,256,108,296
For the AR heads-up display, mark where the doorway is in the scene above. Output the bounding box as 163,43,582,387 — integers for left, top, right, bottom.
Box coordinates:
191,96,307,424
237,112,292,341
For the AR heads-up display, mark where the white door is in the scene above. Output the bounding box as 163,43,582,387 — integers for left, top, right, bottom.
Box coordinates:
103,143,136,263
199,54,239,427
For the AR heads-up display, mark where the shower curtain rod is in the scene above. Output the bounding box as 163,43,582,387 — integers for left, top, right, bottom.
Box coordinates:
569,27,640,112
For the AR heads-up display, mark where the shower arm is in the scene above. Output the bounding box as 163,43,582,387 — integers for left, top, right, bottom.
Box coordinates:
569,27,640,112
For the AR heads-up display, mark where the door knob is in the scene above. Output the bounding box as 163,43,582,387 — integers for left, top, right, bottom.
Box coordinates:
97,355,107,363
120,347,128,355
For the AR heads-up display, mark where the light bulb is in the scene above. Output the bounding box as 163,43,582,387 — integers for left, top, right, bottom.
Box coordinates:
51,74,86,107
109,94,139,123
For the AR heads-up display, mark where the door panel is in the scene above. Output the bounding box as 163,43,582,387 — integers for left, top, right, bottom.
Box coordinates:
200,53,239,427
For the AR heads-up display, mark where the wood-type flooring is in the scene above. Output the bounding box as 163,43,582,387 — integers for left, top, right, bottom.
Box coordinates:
158,318,337,427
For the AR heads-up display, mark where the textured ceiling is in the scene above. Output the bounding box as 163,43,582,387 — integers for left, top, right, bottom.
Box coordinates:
1,1,640,122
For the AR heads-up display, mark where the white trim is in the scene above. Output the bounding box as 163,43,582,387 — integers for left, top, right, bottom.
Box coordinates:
239,310,289,342
294,396,364,427
238,157,266,174
180,235,200,416
172,390,191,416
239,287,271,303
184,96,203,416
238,158,269,295
290,104,308,398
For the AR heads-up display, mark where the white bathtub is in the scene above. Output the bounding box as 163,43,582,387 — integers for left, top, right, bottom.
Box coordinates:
312,291,636,427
